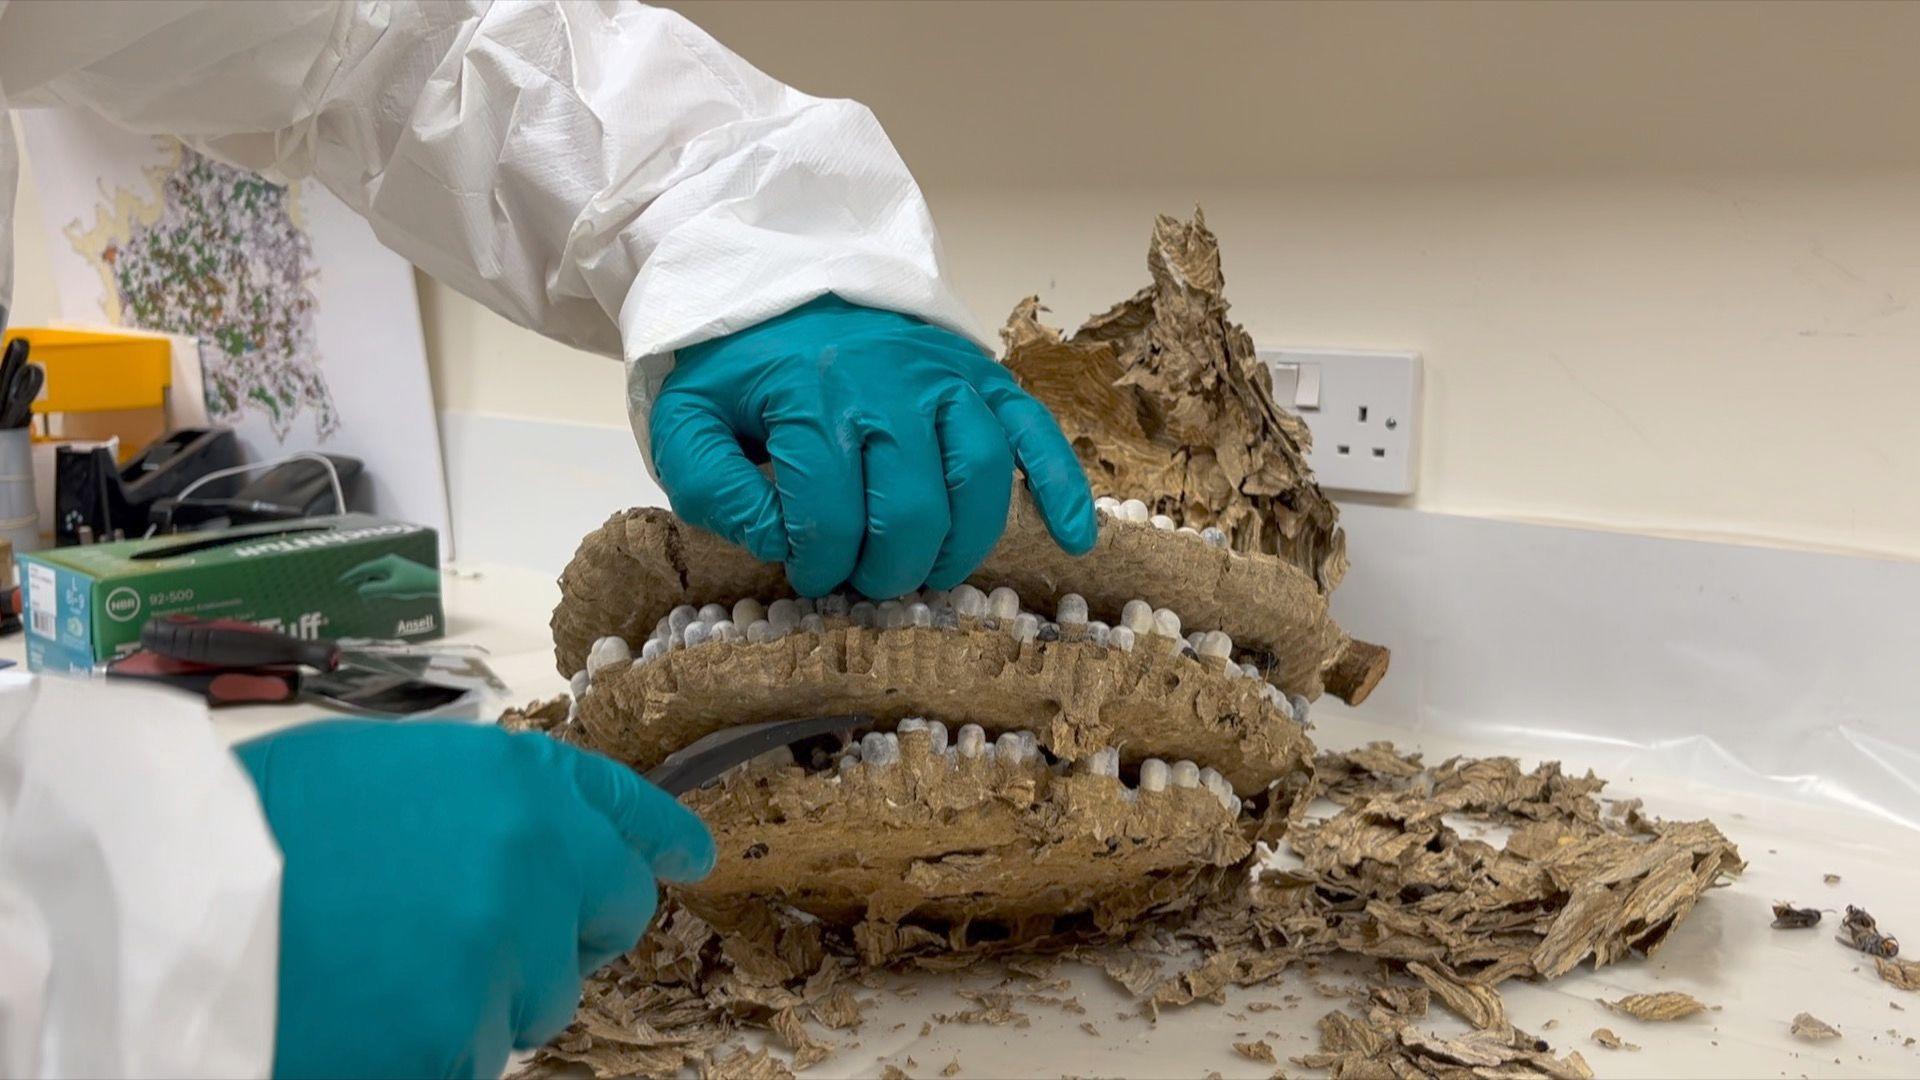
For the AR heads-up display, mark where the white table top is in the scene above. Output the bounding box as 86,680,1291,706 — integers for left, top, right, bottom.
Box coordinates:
7,564,1914,1078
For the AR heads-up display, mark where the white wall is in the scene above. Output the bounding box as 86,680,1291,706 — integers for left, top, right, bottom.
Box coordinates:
11,3,1920,560
924,177,1920,559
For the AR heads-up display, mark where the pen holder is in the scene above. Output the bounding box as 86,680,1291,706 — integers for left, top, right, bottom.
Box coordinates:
0,427,40,554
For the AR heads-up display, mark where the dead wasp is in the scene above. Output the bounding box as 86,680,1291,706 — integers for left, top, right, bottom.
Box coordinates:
1771,901,1822,930
1836,904,1900,958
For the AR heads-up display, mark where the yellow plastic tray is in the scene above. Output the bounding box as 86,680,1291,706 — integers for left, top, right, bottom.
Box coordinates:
1,327,171,413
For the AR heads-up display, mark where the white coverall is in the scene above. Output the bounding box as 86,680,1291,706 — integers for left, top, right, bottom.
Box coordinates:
0,2,973,1074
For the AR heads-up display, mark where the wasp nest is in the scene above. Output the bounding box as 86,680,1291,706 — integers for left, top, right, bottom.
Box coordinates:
545,210,1389,939
517,213,1745,1079
551,488,1353,934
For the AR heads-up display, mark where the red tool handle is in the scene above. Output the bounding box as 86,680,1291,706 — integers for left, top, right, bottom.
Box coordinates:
106,650,303,707
140,615,340,671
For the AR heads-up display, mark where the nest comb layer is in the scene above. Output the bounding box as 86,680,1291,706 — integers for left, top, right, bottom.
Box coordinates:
559,591,1315,926
552,491,1386,706
677,724,1254,929
575,624,1311,795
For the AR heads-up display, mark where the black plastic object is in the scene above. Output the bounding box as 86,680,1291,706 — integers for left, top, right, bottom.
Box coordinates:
141,614,341,671
152,453,362,532
55,427,242,545
643,715,871,795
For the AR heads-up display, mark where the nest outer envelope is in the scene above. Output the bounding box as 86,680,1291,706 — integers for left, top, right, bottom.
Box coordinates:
551,493,1385,705
1001,208,1345,592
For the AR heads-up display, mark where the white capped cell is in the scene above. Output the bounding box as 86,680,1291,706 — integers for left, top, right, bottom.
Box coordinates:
925,720,949,754
640,639,665,663
698,603,728,624
908,602,933,628
569,669,589,697
710,620,741,643
1289,694,1311,724
997,731,1039,769
994,731,1025,765
1095,496,1121,515
878,601,906,629
668,605,699,635
1199,630,1233,660
1200,767,1236,811
1086,622,1111,648
1149,514,1175,531
1012,612,1040,642
1120,599,1154,634
1110,626,1136,653
950,584,986,619
1201,527,1227,548
1151,608,1181,639
745,619,774,644
850,602,877,628
1118,498,1150,523
815,593,850,619
800,613,825,633
731,598,766,628
768,598,803,632
682,622,711,648
586,635,631,676
1056,593,1088,627
957,723,987,759
1171,760,1200,788
1139,758,1169,793
987,586,1021,622
898,717,927,736
1090,747,1120,779
861,731,900,767
1177,526,1200,538
1239,662,1261,680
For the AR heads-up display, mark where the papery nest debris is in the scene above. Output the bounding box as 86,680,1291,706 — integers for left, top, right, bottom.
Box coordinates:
499,720,1742,1079
506,211,1742,1078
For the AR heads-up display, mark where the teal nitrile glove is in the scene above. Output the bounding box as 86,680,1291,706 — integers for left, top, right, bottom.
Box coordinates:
338,553,440,601
651,295,1096,599
235,720,714,1080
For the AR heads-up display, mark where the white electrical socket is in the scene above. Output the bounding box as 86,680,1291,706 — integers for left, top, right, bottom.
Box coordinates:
1259,348,1422,496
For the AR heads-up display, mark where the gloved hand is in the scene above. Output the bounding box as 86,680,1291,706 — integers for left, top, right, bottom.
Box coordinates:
651,295,1096,599
235,720,713,1079
338,553,440,601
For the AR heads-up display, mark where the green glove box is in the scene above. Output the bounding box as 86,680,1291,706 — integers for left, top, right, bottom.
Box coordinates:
18,514,443,673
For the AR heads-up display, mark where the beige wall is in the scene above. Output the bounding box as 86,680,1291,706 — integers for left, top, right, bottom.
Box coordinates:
12,3,1920,558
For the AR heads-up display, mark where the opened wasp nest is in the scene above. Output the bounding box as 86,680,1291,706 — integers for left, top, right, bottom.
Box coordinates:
543,210,1387,940
514,213,1744,1079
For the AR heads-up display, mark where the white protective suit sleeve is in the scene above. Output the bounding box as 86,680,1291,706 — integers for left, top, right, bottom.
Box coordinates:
0,674,281,1078
0,0,984,462
0,3,976,1074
